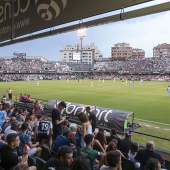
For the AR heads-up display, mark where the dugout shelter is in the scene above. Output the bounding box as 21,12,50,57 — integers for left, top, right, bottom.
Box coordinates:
44,99,140,134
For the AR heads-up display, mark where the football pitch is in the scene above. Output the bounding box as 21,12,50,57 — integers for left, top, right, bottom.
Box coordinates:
0,79,170,151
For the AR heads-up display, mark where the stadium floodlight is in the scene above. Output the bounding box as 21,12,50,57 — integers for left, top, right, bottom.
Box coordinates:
77,27,86,63
77,27,86,38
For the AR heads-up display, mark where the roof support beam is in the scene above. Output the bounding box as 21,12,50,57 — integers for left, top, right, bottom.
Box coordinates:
0,2,170,47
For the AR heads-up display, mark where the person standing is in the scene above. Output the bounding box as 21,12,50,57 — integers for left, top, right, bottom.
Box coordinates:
77,112,92,148
166,86,170,96
35,113,53,149
37,81,39,86
0,103,7,127
33,100,42,116
91,79,93,87
86,106,97,133
7,88,13,100
106,128,121,149
119,133,133,158
52,101,66,141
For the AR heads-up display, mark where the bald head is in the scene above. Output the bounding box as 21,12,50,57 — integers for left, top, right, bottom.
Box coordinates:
146,141,155,150
10,117,16,122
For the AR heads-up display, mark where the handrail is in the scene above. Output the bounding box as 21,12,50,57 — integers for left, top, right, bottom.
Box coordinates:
130,130,170,141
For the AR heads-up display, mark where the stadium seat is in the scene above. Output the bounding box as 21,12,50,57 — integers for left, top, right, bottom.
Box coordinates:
50,150,58,158
12,102,34,112
39,145,51,161
36,157,46,170
165,160,170,170
121,156,135,170
28,155,36,166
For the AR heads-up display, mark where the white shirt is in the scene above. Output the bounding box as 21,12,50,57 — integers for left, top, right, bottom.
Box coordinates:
4,126,16,141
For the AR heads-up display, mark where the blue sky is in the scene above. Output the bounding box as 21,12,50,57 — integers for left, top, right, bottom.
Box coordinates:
1,0,170,61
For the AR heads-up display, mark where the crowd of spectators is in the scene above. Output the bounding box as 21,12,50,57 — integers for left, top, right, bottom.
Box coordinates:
0,59,70,72
68,63,91,71
1,57,170,82
0,74,61,81
93,57,170,74
1,72,170,82
0,100,169,170
1,56,170,74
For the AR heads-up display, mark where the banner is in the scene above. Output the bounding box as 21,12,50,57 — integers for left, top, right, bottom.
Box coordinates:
0,0,151,42
44,100,135,133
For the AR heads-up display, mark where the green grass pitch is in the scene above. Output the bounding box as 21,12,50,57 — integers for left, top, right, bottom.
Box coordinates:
1,79,169,124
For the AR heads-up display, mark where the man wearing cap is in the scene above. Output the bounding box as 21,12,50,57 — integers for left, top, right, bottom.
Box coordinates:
119,133,133,158
52,101,66,141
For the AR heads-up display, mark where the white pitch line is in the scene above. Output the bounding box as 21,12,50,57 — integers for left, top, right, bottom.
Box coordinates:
145,124,151,127
134,118,170,126
154,127,160,129
164,129,170,131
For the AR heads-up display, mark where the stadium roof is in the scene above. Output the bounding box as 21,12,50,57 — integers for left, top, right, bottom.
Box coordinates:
0,0,170,47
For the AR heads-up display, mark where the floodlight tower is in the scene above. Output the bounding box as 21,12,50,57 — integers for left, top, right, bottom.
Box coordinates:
78,27,86,63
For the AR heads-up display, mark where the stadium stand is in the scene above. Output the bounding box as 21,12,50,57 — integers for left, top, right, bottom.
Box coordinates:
39,145,51,161
1,56,170,169
1,56,170,82
0,98,170,170
67,63,91,71
13,102,34,113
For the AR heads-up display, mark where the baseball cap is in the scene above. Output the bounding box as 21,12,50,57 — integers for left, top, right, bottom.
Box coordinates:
125,132,132,137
